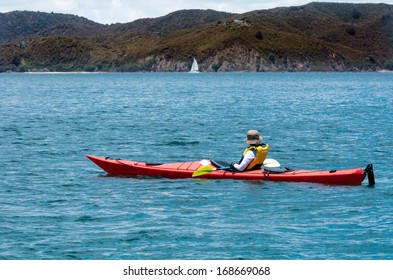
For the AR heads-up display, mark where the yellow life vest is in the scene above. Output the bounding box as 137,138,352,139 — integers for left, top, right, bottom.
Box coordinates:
242,144,269,170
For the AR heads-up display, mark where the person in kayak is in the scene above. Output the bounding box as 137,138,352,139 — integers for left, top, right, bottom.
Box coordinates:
230,130,269,171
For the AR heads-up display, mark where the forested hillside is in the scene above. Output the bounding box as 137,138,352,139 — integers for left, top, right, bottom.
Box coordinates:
1,2,392,72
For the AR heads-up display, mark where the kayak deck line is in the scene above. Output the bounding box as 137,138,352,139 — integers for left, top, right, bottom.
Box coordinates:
86,154,374,186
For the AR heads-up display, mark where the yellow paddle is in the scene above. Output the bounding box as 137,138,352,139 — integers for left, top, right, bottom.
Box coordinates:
192,165,216,177
192,158,281,178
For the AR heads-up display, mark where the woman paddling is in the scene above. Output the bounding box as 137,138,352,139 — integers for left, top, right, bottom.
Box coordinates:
230,130,269,171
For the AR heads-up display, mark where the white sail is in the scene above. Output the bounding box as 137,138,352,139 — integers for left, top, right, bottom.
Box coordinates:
189,58,200,73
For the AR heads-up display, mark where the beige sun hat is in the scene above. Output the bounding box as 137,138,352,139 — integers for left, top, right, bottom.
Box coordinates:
244,130,262,145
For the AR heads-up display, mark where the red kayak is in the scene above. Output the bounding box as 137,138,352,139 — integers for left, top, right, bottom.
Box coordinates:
86,155,374,186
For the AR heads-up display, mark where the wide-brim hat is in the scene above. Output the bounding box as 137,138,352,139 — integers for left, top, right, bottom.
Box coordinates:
244,130,262,145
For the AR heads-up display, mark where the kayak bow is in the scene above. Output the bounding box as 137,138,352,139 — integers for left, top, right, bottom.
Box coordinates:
86,155,374,186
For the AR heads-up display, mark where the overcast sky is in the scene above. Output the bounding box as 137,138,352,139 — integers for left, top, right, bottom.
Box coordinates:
1,0,392,24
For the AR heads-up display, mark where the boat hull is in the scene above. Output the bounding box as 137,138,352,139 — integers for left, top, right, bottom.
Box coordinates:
86,155,368,185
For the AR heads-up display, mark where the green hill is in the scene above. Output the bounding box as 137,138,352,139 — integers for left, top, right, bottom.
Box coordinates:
1,2,392,72
0,11,104,42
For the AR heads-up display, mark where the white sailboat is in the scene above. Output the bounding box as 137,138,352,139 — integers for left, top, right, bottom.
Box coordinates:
189,58,200,73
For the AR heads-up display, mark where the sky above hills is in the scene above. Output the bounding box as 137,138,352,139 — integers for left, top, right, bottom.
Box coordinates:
1,0,392,24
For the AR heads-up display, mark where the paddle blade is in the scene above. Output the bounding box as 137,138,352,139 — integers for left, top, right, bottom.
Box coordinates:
192,165,215,177
263,158,281,168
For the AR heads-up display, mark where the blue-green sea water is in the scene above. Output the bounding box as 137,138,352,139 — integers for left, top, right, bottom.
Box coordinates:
0,72,392,260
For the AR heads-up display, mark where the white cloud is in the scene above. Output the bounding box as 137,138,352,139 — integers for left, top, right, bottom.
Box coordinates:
0,0,392,24
53,0,77,11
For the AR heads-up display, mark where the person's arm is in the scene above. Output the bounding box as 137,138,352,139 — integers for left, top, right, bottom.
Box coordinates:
233,150,256,171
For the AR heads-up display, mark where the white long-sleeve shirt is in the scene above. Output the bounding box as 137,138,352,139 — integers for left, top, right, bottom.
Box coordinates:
233,150,256,171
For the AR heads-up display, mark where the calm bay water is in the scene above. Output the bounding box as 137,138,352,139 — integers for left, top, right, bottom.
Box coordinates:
0,72,392,260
